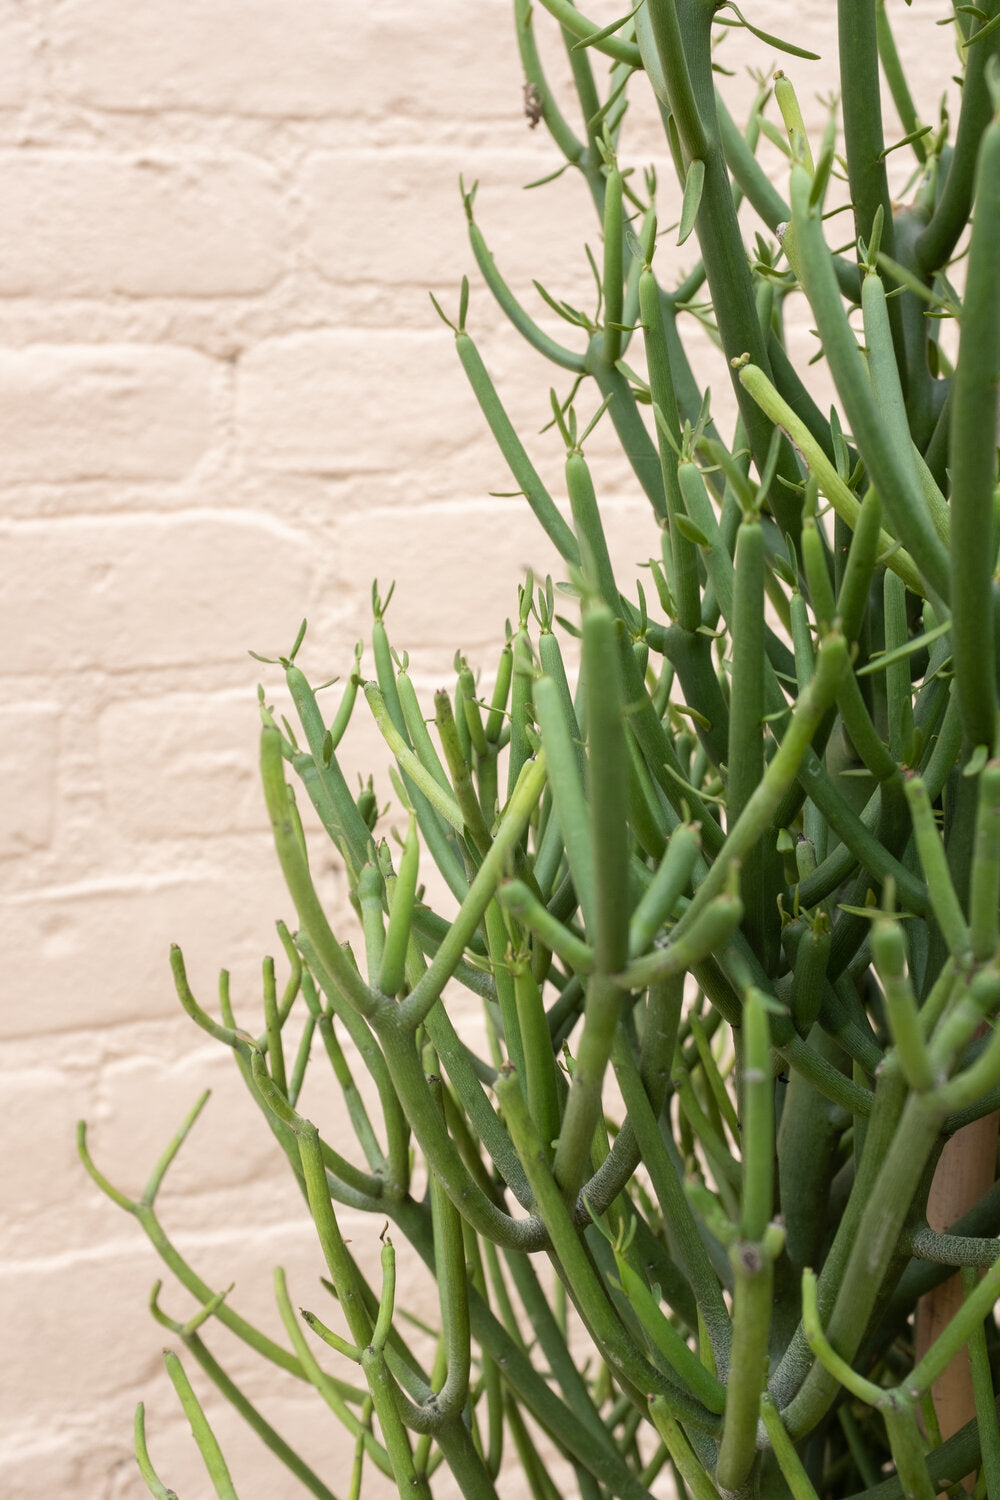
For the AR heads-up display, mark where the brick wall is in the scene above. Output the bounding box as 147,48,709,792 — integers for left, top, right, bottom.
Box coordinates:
1,3,954,1496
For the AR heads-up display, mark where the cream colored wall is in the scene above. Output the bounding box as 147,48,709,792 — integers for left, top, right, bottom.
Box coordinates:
1,3,958,1496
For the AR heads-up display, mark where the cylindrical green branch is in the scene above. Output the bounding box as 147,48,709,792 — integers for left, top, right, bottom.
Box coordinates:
948,114,1000,752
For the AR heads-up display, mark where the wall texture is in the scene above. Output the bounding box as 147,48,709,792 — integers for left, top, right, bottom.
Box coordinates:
1,3,958,1496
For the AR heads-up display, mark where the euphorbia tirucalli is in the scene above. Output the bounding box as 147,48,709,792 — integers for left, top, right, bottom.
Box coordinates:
81,3,1000,1496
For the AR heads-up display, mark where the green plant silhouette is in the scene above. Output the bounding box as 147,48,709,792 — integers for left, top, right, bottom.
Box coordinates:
83,3,1000,1495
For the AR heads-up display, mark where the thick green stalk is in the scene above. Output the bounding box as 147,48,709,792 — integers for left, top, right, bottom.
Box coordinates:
613,1036,732,1362
295,1121,433,1494
739,989,774,1243
158,1325,340,1500
863,271,951,555
641,264,700,631
365,681,465,835
737,359,923,596
513,0,587,171
285,663,372,881
875,0,925,163
648,1400,723,1500
260,726,381,1021
629,823,700,956
716,1237,776,1490
566,447,619,610
162,1351,237,1500
643,0,802,527
507,621,534,804
948,113,1000,752
963,1264,1000,1494
881,1404,937,1500
727,517,767,957
273,1270,389,1463
554,609,630,1196
374,1016,546,1252
424,1106,472,1418
904,774,972,959
435,688,492,857
783,1091,942,1438
670,633,849,947
465,208,584,373
640,0,708,159
533,676,596,934
400,751,548,1031
788,165,950,604
588,368,668,525
602,164,624,367
421,998,532,1207
499,882,593,975
134,1404,177,1500
618,890,743,993
878,588,909,775
532,0,641,66
915,0,1000,273
379,812,419,997
454,328,580,564
512,954,561,1154
778,1034,841,1270
872,920,934,1093
584,607,630,977
760,1394,820,1500
496,1068,720,1429
907,1249,1000,1396
613,1249,727,1413
839,1,904,369
970,762,1000,960
769,1062,906,1408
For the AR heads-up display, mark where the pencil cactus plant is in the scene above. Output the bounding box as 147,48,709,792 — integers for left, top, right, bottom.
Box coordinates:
81,2,1000,1497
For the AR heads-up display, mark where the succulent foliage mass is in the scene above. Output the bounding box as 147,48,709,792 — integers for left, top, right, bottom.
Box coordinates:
82,2,1000,1496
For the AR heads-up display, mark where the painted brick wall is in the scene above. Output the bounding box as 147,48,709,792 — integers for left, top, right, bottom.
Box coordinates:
1,4,956,1496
